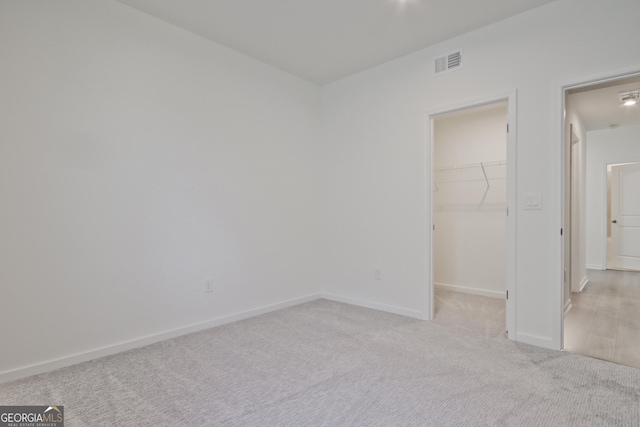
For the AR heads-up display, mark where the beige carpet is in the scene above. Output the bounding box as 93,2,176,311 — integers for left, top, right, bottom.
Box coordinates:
1,298,639,426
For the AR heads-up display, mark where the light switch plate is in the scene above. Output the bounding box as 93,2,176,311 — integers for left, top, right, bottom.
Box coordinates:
524,193,542,210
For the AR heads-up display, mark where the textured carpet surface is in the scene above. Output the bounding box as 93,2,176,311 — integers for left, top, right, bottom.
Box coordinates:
1,299,639,426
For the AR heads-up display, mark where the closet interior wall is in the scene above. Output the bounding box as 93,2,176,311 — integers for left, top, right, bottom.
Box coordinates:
433,102,508,299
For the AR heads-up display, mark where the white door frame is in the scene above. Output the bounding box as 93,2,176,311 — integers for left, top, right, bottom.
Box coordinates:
556,66,640,350
601,162,613,270
608,161,640,270
600,161,640,270
426,90,517,340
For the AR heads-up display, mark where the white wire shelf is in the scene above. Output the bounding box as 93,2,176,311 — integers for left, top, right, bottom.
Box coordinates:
434,160,506,191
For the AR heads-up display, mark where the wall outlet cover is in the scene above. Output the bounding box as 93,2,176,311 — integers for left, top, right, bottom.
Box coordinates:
204,280,214,293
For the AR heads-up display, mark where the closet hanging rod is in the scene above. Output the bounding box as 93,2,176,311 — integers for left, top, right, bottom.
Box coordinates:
433,160,506,190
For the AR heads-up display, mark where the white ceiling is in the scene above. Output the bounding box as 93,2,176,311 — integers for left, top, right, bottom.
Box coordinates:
568,76,640,132
114,0,557,84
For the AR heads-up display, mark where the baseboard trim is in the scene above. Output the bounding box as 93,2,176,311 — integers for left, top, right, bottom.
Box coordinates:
434,282,505,299
0,293,321,385
516,332,555,350
578,275,589,292
564,298,572,316
320,293,425,320
586,264,603,270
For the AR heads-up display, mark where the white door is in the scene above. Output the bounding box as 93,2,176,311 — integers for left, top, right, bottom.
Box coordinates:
609,162,640,271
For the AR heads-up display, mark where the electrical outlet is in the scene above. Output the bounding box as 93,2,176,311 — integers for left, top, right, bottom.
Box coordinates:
374,268,382,280
204,280,214,293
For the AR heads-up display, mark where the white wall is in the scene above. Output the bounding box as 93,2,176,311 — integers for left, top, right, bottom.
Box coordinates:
433,105,507,297
3,0,640,381
586,124,640,269
320,0,640,348
0,0,321,378
564,97,588,299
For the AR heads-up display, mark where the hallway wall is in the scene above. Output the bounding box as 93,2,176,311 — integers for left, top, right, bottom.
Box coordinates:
586,124,640,269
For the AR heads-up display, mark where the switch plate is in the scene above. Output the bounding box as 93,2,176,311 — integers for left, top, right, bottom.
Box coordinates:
374,268,382,280
524,193,542,210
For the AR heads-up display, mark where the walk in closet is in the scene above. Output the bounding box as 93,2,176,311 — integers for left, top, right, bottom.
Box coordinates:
433,102,508,303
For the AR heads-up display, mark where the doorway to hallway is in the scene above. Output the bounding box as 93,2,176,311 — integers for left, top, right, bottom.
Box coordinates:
561,71,640,363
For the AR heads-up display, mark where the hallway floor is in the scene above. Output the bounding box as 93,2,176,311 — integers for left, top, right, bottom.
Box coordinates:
564,269,640,368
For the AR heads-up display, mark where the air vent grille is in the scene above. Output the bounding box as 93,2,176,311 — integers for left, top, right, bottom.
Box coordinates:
435,57,447,74
434,50,463,74
448,51,461,68
619,89,640,102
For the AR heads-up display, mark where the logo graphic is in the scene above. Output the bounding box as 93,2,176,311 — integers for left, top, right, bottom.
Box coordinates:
45,406,62,415
0,405,64,427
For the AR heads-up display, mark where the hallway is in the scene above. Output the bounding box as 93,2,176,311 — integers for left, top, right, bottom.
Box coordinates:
564,269,640,368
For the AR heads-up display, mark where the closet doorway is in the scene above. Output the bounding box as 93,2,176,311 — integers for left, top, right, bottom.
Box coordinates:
429,95,515,339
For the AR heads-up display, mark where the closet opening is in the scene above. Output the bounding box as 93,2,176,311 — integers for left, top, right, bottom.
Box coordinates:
429,96,515,339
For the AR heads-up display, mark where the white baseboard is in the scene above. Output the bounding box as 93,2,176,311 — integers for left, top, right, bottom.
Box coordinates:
320,293,425,320
0,294,321,385
578,275,589,292
434,282,505,299
564,298,572,316
586,264,603,270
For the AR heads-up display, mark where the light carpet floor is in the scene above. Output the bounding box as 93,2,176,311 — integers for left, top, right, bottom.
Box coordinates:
1,298,639,426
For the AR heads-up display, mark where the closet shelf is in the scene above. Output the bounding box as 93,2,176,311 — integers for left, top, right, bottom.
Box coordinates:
434,160,506,191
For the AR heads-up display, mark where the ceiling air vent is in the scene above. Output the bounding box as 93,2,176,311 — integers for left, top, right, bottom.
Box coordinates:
435,50,462,74
619,89,640,102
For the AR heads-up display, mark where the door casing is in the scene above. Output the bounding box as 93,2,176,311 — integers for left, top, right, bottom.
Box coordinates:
608,162,640,270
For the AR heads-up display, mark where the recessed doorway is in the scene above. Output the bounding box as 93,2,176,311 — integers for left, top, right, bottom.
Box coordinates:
561,72,640,367
428,92,516,339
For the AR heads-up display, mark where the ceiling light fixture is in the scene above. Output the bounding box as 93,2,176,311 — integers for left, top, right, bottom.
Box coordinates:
619,89,639,106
